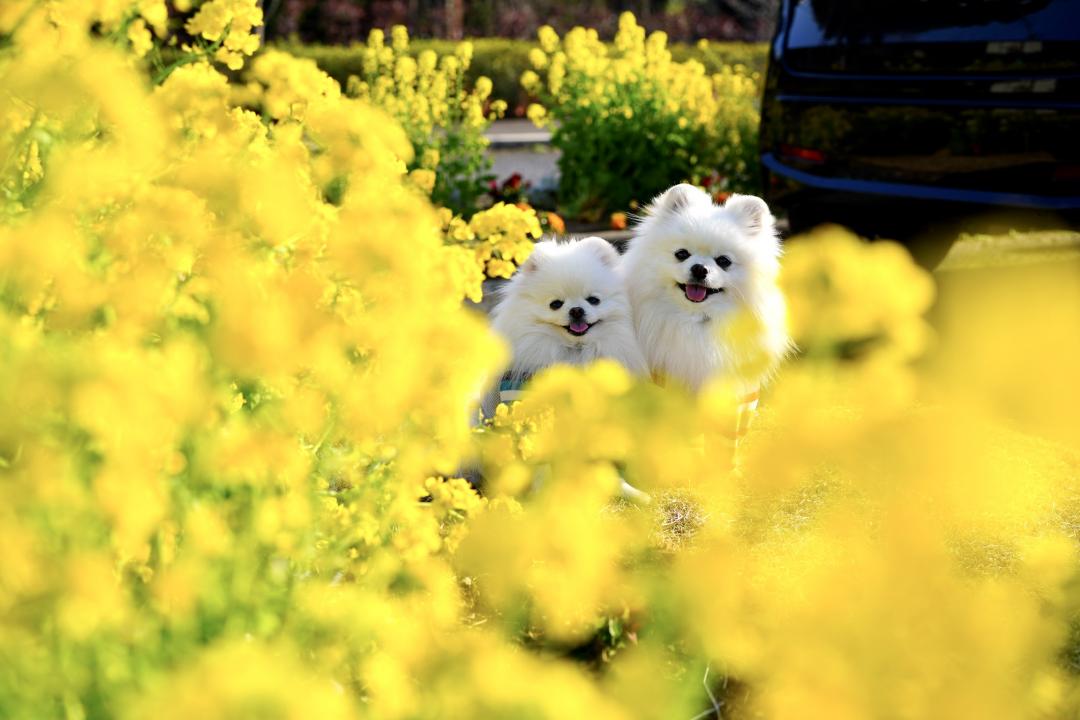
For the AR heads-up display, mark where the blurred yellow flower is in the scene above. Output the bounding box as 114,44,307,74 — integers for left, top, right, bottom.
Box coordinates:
127,18,153,56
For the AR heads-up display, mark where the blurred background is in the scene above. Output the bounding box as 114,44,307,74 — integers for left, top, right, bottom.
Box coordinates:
220,1,1080,269
259,0,780,43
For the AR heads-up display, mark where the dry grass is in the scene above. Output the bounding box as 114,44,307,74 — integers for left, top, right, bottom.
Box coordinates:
653,489,711,552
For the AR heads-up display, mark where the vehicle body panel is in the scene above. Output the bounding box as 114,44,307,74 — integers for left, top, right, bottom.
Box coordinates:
760,0,1080,241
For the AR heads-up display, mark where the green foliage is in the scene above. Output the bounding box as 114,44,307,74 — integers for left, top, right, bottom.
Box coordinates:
671,40,769,77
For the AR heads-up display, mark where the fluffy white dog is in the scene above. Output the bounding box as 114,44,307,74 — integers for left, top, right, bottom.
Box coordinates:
482,236,652,501
488,236,648,399
621,184,790,395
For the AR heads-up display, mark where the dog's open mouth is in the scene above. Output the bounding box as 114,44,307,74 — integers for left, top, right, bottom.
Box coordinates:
677,282,723,303
565,319,593,336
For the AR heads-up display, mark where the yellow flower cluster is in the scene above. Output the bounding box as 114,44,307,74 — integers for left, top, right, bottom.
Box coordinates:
4,8,1080,720
462,230,1080,719
0,12,511,717
248,49,343,120
524,12,761,214
345,25,508,212
0,0,170,58
2,0,262,70
781,225,937,362
184,0,263,70
440,202,542,301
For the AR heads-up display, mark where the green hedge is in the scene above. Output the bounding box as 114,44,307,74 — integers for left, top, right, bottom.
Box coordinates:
273,38,768,116
670,41,769,76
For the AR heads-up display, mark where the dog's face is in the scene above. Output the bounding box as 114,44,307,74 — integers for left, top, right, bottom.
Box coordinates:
627,184,781,313
499,236,629,342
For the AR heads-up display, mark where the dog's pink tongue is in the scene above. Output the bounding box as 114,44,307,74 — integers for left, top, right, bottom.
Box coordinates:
570,320,589,333
685,283,708,302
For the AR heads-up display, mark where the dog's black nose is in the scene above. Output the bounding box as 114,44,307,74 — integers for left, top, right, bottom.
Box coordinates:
569,306,585,320
690,263,707,281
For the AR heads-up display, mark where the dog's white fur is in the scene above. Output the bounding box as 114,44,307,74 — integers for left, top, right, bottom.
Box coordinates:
621,184,790,394
485,236,650,501
490,236,649,382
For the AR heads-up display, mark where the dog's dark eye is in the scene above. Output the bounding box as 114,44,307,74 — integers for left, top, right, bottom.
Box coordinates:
716,255,732,270
674,249,690,262
549,299,564,310
586,296,600,306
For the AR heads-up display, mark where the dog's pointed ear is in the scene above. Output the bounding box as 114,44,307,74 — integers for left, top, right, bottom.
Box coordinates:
648,183,712,217
519,239,557,274
723,194,775,237
577,236,619,267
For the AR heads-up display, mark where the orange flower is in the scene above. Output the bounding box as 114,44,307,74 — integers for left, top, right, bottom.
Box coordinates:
545,211,566,234
609,212,627,231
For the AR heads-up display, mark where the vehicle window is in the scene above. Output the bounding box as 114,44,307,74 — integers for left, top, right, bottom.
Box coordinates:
785,0,1080,73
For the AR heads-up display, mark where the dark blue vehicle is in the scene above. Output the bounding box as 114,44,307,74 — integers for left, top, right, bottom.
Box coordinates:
760,0,1080,262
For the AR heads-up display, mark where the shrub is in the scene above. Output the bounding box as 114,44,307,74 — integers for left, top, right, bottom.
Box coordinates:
672,39,770,77
339,27,507,214
523,14,762,219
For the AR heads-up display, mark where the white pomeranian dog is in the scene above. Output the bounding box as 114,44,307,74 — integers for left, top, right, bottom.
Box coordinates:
488,236,648,401
621,184,790,396
483,236,651,501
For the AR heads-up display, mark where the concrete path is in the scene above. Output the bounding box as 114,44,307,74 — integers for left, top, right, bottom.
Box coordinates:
490,146,560,188
485,119,551,147
486,119,559,188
